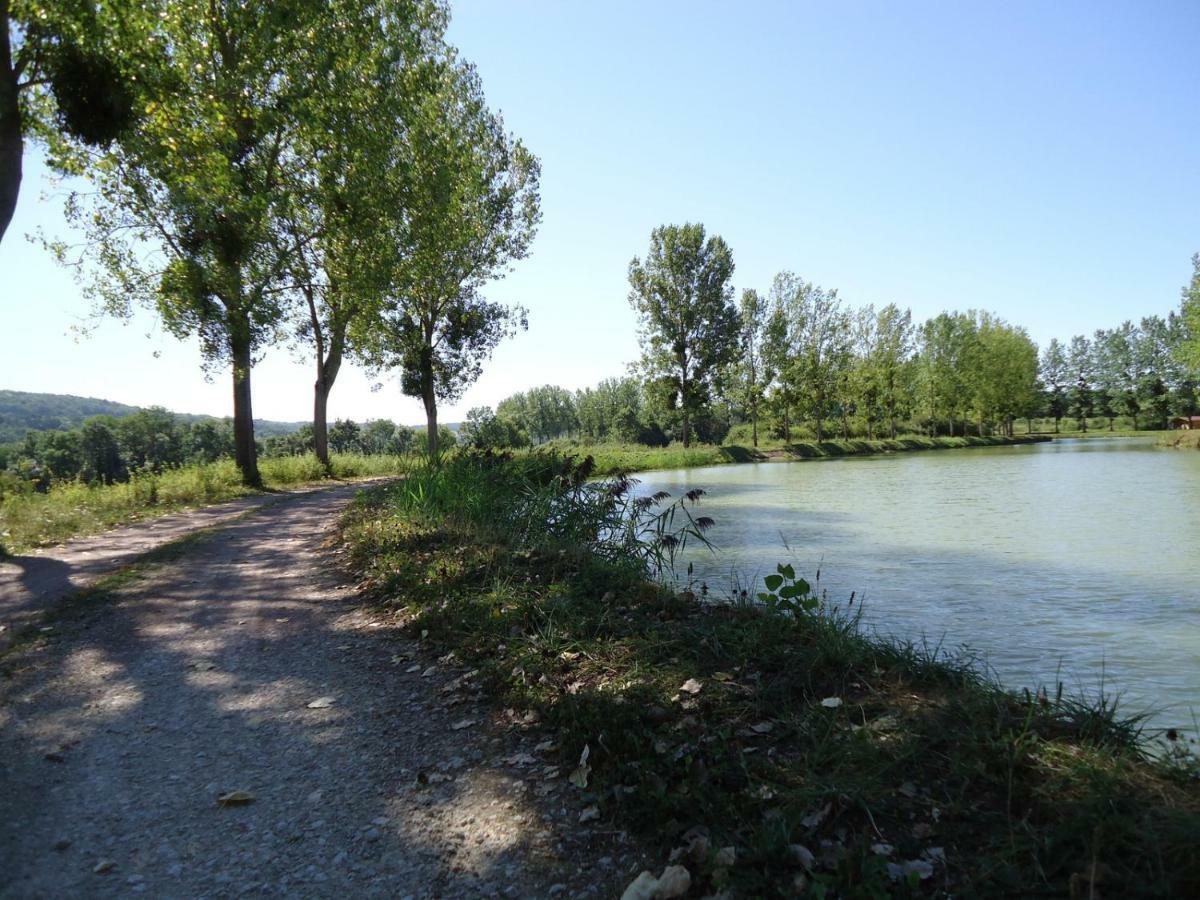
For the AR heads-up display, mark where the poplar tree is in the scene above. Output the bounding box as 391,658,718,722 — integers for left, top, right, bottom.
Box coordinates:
628,223,738,447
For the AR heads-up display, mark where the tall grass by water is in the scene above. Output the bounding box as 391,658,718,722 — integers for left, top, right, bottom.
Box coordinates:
1,453,412,552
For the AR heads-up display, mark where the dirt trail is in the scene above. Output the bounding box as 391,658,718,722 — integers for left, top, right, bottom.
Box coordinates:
0,481,411,649
0,484,638,898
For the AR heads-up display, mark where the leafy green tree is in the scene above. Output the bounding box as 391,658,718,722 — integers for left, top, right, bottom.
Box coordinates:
361,419,409,455
1039,338,1069,433
54,1,352,487
575,378,645,443
2,0,144,245
498,385,576,443
1176,253,1200,378
1136,314,1180,427
1067,335,1094,431
729,288,771,447
768,272,853,442
37,428,80,480
328,419,363,455
185,420,233,463
872,304,914,439
628,223,738,447
462,405,527,448
356,58,540,459
972,314,1039,436
78,416,124,484
284,1,445,468
116,407,180,472
916,312,978,436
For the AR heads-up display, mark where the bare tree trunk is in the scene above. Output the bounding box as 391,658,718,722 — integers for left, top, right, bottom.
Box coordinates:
0,6,22,248
230,334,261,488
751,402,758,448
783,405,790,443
311,332,344,470
420,347,438,458
313,378,331,465
422,389,438,458
679,367,691,448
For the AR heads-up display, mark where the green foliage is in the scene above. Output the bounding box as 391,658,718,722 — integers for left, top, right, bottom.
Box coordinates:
628,222,739,447
757,562,819,616
1177,253,1200,376
353,51,541,457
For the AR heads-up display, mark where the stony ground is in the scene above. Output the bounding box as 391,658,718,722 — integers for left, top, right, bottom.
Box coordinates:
0,484,644,899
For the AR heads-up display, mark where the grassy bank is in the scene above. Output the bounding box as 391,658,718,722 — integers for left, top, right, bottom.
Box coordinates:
1158,430,1200,450
545,435,1049,476
340,453,1199,898
0,453,411,552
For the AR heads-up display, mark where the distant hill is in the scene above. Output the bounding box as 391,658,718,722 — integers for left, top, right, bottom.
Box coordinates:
0,390,307,444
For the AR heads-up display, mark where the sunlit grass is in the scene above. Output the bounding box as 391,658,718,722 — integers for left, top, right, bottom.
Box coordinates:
0,453,412,552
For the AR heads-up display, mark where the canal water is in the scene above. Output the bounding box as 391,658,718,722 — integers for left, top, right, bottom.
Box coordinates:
638,437,1200,732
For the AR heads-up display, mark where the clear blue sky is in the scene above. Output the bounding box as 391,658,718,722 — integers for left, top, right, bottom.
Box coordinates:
2,0,1197,425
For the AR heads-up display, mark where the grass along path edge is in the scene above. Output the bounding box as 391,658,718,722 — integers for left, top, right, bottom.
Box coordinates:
0,453,412,553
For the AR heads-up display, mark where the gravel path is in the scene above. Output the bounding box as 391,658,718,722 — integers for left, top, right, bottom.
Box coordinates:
0,482,391,648
0,484,640,898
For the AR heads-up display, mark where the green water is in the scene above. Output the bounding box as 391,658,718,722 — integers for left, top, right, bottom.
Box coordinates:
640,437,1200,731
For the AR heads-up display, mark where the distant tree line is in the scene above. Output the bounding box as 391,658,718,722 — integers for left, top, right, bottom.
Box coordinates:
460,227,1200,450
0,408,452,492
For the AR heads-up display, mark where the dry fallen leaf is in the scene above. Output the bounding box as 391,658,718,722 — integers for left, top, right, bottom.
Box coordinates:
568,743,591,789
680,678,703,695
93,859,115,874
450,718,475,731
306,697,336,710
216,790,255,806
579,805,600,823
820,697,842,708
749,722,774,734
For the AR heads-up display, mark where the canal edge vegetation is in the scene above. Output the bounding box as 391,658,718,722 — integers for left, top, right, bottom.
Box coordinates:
0,434,1050,553
555,434,1051,477
339,451,1200,898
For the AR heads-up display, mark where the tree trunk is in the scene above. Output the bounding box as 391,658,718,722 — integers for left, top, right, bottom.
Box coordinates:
1054,416,1060,434
230,335,261,488
421,352,438,459
783,406,790,443
751,406,758,448
679,368,691,448
312,335,344,470
0,7,22,248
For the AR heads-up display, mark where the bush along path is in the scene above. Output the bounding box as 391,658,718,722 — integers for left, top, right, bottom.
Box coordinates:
0,482,646,898
339,452,1200,899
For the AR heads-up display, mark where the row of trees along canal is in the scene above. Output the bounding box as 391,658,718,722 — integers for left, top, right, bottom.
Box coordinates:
5,4,1200,476
462,225,1200,449
3,0,538,486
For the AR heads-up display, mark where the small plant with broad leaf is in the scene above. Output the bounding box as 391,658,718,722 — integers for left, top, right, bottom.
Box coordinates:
757,562,819,616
